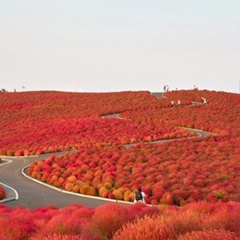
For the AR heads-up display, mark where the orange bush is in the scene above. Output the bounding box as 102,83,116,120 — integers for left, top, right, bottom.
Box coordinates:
67,176,77,183
112,190,123,200
64,183,74,191
86,186,96,196
79,184,90,195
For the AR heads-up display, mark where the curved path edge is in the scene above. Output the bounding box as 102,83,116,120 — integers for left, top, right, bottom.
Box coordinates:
22,164,133,205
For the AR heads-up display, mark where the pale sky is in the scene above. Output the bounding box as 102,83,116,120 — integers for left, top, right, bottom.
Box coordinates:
1,1,240,93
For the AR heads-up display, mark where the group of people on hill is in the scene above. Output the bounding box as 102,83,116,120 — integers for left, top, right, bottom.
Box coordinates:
164,85,201,93
163,85,169,92
170,99,182,108
170,97,207,107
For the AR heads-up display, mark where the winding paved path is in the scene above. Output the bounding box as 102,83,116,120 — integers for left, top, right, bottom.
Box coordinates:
0,92,214,210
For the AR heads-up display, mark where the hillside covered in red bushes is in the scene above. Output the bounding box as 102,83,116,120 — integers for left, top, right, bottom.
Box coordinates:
0,89,240,239
1,90,240,204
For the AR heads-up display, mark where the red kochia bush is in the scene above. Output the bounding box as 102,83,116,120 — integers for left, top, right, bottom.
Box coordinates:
32,213,83,238
31,234,98,240
113,215,173,240
82,203,160,239
178,230,240,240
84,204,136,239
0,217,36,240
0,205,11,214
0,186,6,200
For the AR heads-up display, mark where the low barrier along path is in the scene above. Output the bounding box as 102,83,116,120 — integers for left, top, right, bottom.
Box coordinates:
0,93,215,210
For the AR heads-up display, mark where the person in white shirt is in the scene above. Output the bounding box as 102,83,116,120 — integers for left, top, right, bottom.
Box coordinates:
177,99,182,107
201,97,208,104
135,188,146,204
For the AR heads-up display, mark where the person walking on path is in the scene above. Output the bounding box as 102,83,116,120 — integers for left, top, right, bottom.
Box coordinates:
135,188,146,204
201,97,208,104
177,99,182,107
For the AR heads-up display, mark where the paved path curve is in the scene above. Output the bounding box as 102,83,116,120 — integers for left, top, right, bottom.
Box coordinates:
0,153,124,210
0,92,214,210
